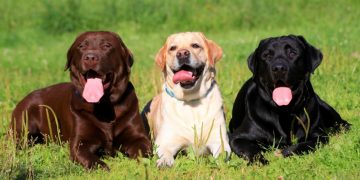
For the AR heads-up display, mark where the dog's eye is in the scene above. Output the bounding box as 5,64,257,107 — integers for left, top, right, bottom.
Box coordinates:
78,43,85,49
191,43,201,49
78,41,88,49
262,50,274,60
288,50,297,58
169,46,177,51
103,43,112,49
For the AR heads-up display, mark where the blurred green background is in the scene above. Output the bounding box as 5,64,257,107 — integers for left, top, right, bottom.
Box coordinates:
0,0,359,179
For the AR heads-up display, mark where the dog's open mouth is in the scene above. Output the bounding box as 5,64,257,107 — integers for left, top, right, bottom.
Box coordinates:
79,70,113,103
272,80,292,106
79,70,113,89
172,64,205,89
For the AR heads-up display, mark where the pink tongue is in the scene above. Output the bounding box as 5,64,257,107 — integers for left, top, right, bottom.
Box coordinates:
272,87,292,106
172,70,195,84
82,78,104,103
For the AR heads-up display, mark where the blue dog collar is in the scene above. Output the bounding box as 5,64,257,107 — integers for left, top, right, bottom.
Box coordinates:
164,85,176,98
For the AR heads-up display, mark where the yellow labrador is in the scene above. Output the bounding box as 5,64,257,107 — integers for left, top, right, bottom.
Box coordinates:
142,32,231,167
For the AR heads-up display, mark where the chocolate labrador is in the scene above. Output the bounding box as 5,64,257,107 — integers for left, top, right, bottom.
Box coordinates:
229,35,350,164
11,31,151,170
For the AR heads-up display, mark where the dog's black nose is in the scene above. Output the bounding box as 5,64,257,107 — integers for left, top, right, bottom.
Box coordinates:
176,49,190,60
272,63,288,74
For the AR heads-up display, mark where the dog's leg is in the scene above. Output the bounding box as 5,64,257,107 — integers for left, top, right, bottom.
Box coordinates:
282,135,328,157
230,137,268,164
207,124,231,158
120,135,152,158
208,142,231,158
70,138,109,170
116,113,152,158
156,147,177,168
155,135,184,168
11,106,46,147
318,98,351,131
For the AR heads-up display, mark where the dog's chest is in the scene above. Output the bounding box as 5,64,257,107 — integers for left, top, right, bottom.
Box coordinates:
161,91,223,134
267,111,311,145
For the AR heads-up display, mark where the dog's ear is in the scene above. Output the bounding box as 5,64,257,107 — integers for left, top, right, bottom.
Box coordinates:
296,35,323,73
206,39,223,65
127,50,134,68
65,32,87,71
65,42,76,71
198,32,223,66
247,38,272,74
113,33,134,73
247,52,255,73
155,44,167,70
124,49,134,73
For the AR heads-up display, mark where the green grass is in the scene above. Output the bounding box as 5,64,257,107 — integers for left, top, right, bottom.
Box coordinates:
1,0,359,179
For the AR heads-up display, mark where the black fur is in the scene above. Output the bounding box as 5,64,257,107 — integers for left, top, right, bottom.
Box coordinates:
141,99,152,135
229,35,351,164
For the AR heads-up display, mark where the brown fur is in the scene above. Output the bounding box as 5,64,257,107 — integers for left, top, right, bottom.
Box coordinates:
10,31,151,170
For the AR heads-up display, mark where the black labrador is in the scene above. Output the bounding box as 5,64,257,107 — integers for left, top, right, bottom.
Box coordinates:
229,35,350,164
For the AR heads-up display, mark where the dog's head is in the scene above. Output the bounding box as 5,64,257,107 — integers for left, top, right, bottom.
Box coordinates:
65,31,133,103
248,35,323,107
155,32,222,101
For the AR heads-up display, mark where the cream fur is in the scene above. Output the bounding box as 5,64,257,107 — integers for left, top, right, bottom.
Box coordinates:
147,32,231,167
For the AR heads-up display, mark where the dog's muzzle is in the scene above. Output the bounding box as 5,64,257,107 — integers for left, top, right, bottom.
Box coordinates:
176,49,190,63
271,63,288,79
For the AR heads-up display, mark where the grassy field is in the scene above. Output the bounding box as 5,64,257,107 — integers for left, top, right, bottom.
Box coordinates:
0,0,359,179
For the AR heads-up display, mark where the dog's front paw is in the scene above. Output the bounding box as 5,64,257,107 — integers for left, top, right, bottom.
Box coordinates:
246,154,268,166
97,160,110,171
282,145,297,157
83,160,110,171
126,142,152,158
156,156,175,168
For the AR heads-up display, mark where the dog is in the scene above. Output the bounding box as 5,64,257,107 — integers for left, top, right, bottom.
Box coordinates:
11,31,151,170
142,32,231,168
229,35,351,164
